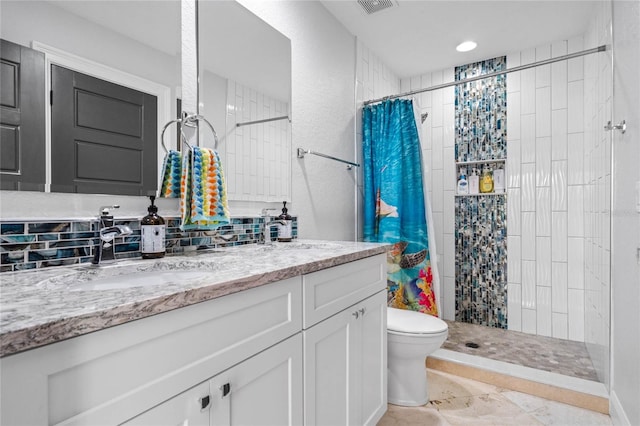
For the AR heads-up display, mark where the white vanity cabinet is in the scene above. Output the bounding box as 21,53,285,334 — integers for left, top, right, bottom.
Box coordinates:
302,253,388,426
0,277,302,426
0,251,388,426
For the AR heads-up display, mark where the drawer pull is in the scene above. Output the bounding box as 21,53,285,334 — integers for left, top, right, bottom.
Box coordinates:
352,311,359,319
359,307,366,316
221,383,231,398
199,395,211,410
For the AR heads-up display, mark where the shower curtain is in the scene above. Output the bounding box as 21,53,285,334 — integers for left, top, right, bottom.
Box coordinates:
362,98,439,316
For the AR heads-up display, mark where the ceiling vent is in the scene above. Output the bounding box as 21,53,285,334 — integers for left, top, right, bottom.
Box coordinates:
357,0,397,15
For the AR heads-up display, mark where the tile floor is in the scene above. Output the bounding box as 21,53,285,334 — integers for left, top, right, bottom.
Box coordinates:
443,320,599,382
377,369,612,425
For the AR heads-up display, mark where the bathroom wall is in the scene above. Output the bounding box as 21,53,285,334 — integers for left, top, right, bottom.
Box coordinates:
237,0,359,241
400,32,609,343
505,38,588,340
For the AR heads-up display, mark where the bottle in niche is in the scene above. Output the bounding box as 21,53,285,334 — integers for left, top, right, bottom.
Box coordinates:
277,201,293,242
480,165,494,193
457,173,469,195
468,168,480,194
141,195,166,259
493,167,505,193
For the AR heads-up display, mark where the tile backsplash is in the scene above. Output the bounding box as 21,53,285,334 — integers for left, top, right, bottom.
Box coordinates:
0,216,297,273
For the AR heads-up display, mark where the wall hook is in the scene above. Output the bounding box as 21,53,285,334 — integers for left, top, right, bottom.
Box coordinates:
604,120,626,134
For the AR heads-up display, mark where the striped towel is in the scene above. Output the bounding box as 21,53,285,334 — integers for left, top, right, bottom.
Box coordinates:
180,147,230,230
159,150,182,198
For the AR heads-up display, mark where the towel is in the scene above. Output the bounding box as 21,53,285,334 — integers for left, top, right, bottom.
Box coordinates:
180,147,230,230
159,150,182,198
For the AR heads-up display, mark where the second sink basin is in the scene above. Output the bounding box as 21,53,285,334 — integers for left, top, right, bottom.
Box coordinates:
70,270,212,291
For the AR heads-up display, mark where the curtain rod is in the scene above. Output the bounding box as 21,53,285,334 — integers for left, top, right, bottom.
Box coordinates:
297,147,360,170
363,45,607,106
236,115,290,128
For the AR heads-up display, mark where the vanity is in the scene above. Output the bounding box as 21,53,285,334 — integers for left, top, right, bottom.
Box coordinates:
0,241,389,425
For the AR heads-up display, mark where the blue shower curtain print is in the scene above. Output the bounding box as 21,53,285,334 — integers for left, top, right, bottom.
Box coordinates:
362,99,438,316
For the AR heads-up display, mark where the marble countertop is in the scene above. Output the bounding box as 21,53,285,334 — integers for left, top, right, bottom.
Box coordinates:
0,240,389,357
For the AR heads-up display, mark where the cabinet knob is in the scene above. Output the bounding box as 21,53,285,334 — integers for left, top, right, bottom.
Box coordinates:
352,311,359,319
199,395,211,411
359,307,366,316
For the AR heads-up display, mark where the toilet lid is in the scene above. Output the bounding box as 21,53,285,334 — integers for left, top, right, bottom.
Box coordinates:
387,307,448,334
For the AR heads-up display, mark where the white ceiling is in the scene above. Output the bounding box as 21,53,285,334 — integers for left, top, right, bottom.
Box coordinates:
321,0,602,78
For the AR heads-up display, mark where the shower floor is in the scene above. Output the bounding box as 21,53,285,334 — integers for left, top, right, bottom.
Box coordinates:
442,320,600,382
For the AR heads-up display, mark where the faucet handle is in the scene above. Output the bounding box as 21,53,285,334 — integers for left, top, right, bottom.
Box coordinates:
260,208,277,217
98,205,120,217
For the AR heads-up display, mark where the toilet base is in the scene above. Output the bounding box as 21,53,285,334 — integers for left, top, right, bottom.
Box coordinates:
387,357,429,406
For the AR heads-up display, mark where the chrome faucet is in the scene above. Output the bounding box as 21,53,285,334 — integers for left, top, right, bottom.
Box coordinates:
259,208,286,245
92,205,132,265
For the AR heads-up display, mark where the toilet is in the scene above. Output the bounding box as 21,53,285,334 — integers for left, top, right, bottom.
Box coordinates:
387,307,448,406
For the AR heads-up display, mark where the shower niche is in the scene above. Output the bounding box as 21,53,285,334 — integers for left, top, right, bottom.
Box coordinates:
454,56,508,329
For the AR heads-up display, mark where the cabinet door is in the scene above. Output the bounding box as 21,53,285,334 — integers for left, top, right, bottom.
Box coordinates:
303,306,358,426
0,39,45,191
304,290,388,426
50,65,157,195
122,381,210,426
210,333,302,426
357,290,387,426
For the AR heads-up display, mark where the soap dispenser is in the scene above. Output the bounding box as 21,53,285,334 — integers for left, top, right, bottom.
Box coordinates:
277,201,293,242
468,168,480,194
457,173,469,195
141,196,166,259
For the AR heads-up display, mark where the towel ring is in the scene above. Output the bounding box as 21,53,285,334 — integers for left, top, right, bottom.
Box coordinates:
180,113,220,150
160,118,191,153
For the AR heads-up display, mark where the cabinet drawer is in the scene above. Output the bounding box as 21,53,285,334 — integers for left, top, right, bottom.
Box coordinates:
1,276,302,426
303,254,386,328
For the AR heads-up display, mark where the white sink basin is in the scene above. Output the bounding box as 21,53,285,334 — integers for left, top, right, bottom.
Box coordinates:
70,270,212,291
36,260,218,292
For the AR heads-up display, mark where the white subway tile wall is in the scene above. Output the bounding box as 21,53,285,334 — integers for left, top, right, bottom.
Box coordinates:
506,38,589,342
389,25,610,357
225,80,291,203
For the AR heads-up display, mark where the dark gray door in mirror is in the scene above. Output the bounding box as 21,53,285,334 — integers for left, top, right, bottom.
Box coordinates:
51,65,157,195
0,39,45,191
0,0,181,196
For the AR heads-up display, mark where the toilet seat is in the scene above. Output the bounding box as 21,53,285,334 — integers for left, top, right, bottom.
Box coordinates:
387,307,448,335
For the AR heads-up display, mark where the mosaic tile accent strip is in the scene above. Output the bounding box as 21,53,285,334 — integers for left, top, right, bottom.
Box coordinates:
455,56,507,162
0,216,298,273
454,56,508,330
454,195,507,329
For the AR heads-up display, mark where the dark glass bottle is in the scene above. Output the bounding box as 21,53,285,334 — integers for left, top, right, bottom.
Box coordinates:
277,201,293,242
141,196,166,259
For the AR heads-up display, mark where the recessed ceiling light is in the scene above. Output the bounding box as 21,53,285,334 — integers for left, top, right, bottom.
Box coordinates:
456,41,477,52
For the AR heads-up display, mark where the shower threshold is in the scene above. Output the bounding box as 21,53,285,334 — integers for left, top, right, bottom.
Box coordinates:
426,320,609,414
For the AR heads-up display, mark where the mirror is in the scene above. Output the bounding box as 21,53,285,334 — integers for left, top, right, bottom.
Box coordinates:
0,0,181,195
1,0,292,200
197,1,292,202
